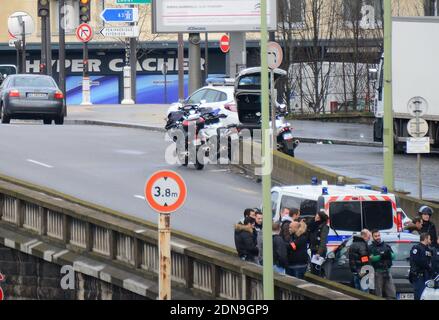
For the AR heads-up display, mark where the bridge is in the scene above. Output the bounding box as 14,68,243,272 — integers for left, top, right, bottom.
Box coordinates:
0,173,370,300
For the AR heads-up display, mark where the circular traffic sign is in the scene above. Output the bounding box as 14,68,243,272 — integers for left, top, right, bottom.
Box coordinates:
144,170,187,214
407,118,429,138
267,41,283,69
8,12,35,40
220,34,230,53
76,23,93,43
407,96,428,118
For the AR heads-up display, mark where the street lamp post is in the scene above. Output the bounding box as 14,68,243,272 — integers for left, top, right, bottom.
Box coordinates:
383,0,395,190
260,0,274,300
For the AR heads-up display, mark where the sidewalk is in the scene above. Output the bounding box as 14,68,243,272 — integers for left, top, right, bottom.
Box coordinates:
67,104,169,128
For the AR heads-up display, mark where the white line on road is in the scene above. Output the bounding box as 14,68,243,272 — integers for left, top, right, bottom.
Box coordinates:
27,159,53,168
134,195,145,200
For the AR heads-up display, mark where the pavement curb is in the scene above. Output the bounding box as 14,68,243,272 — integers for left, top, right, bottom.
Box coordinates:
65,119,166,133
66,119,380,148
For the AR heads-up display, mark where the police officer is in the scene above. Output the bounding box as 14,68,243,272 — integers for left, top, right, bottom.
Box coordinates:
409,232,433,300
431,244,439,279
418,206,438,248
369,229,396,299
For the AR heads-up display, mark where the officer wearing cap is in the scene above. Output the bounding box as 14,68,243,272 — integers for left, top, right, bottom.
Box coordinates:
419,206,438,249
409,233,433,300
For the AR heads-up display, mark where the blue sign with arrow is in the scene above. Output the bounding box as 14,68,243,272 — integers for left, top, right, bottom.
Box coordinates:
100,8,139,23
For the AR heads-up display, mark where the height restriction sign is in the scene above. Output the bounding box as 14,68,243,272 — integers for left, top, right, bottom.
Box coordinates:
144,170,187,214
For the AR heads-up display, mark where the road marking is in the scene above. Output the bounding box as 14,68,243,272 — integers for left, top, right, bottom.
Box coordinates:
27,159,53,168
209,169,229,173
134,195,145,200
231,187,259,195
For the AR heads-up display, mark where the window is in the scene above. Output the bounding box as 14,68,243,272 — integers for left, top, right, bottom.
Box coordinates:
203,90,220,103
425,0,439,16
218,92,228,102
271,192,279,219
238,75,261,90
362,201,393,230
330,200,394,232
278,0,305,29
389,242,417,261
280,196,317,218
187,90,206,104
343,0,383,28
12,77,56,88
330,202,362,232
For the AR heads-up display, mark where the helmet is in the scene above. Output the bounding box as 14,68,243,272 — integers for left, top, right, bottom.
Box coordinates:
419,205,433,216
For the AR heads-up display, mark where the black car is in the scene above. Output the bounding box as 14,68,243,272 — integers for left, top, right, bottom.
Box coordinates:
323,232,419,300
0,74,65,124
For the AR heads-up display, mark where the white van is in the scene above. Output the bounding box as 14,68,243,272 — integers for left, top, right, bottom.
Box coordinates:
271,181,403,251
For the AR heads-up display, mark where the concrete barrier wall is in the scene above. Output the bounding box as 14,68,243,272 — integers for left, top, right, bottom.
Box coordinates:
0,176,360,300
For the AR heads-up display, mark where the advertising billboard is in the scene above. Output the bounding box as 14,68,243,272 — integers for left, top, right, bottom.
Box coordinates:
152,0,277,33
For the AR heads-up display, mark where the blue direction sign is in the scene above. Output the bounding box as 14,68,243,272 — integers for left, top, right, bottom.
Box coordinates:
100,8,139,23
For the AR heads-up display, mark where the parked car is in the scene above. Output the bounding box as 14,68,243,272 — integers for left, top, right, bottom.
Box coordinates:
167,78,239,128
0,74,65,124
323,232,419,300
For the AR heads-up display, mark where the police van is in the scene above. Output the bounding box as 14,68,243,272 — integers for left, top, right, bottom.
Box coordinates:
271,179,404,251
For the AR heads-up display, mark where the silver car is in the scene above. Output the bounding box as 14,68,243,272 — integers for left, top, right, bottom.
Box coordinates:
0,74,65,125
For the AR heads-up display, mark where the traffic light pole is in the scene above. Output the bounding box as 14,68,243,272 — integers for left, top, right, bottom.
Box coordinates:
81,41,92,105
41,15,47,74
383,0,395,190
45,8,52,76
130,4,137,103
261,0,274,300
59,0,66,96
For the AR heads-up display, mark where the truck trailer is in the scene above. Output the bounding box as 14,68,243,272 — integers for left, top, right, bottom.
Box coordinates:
373,17,439,152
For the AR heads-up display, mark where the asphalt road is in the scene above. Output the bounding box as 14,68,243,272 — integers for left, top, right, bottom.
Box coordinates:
0,123,437,248
0,124,261,248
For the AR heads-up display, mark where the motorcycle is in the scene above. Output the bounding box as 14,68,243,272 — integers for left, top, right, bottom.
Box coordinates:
421,275,439,300
166,104,223,170
275,104,299,157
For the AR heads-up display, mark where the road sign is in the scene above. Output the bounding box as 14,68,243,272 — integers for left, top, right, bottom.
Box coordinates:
76,23,93,43
100,26,139,38
8,40,17,48
407,118,429,138
117,0,151,3
267,41,283,69
220,34,230,53
100,8,139,23
407,96,428,118
8,12,35,40
144,170,187,214
407,137,430,154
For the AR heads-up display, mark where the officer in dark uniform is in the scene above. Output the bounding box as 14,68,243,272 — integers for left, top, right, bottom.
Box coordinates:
431,245,439,278
418,206,438,249
409,232,433,300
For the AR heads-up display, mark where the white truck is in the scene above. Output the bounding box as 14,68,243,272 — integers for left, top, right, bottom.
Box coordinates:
373,17,439,152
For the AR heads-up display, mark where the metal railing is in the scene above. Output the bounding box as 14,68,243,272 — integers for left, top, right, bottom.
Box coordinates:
0,182,359,300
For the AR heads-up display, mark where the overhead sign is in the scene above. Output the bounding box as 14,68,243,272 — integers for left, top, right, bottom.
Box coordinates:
267,41,283,69
407,137,430,154
100,8,139,23
117,0,151,3
152,0,278,33
100,26,139,38
76,23,93,43
219,35,230,53
144,170,187,214
407,118,429,138
407,96,428,118
8,12,35,40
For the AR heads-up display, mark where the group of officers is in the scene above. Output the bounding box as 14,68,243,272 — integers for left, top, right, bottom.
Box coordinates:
349,205,439,300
